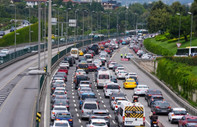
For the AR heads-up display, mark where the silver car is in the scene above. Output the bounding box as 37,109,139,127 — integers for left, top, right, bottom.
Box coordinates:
86,119,108,127
81,100,99,119
134,85,149,95
51,105,68,120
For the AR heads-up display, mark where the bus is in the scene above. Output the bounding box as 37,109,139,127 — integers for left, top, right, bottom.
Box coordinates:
175,46,197,57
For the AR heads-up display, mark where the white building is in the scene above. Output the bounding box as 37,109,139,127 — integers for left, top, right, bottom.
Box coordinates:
80,0,102,3
25,0,47,7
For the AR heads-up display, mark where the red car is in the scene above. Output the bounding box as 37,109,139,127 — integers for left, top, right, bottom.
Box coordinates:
104,48,111,54
58,67,68,75
88,63,97,72
178,115,197,127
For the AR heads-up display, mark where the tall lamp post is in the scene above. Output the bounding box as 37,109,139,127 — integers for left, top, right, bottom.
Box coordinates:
91,11,95,44
75,9,79,47
66,8,71,53
188,12,193,56
176,13,181,44
116,12,119,37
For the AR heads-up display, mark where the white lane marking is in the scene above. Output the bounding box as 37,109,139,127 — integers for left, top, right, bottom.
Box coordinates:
106,109,109,112
97,90,99,92
75,108,78,112
74,104,76,107
104,105,106,108
109,114,112,118
100,96,102,99
72,96,75,98
98,93,100,95
81,125,83,127
72,93,74,95
72,89,74,92
79,119,81,123
112,120,116,124
77,113,79,117
101,100,104,103
146,119,150,126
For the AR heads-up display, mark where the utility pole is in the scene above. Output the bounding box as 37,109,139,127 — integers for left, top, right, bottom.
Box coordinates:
45,0,52,126
14,5,16,58
44,2,47,66
58,8,60,58
117,13,118,37
83,10,85,47
29,7,31,47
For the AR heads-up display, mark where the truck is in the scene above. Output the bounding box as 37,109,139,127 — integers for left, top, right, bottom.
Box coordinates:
116,101,145,127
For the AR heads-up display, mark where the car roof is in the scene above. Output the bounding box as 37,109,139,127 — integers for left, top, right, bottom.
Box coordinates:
54,120,69,123
81,92,95,95
91,119,106,122
172,108,186,111
92,109,108,113
53,105,67,108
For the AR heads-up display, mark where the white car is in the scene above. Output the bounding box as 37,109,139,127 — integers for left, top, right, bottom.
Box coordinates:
125,72,137,80
110,97,127,110
59,61,69,68
115,67,125,75
108,61,117,69
99,55,107,61
75,69,86,76
93,59,102,68
103,83,120,97
0,49,9,54
85,54,93,63
79,81,92,88
86,119,108,127
51,105,68,120
134,85,149,95
126,53,133,59
117,70,127,79
53,120,71,127
114,100,129,112
168,108,187,124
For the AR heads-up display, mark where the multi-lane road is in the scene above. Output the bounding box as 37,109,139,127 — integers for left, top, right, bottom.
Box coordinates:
0,44,73,127
48,44,182,127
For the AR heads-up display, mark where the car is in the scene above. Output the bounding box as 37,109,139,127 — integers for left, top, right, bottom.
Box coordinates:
123,78,137,89
122,41,126,45
10,26,16,32
103,83,120,97
78,56,86,62
79,49,84,56
64,56,75,66
51,105,68,120
84,54,93,63
114,100,129,112
52,96,69,105
109,92,126,104
52,100,70,111
108,61,117,69
134,84,149,95
0,49,9,54
89,110,110,127
53,75,67,82
178,115,197,127
125,53,133,59
81,100,99,119
150,101,171,114
88,63,97,72
112,64,123,72
99,55,107,62
75,69,86,77
79,81,92,88
76,63,89,73
117,70,127,79
78,87,92,97
51,80,66,93
52,90,67,99
110,96,127,110
145,89,162,101
90,44,99,54
147,95,164,107
58,67,68,75
74,75,89,89
0,31,5,36
115,67,125,75
59,60,70,68
55,112,73,127
79,92,97,109
86,119,108,127
125,72,137,79
168,108,187,124
52,120,71,127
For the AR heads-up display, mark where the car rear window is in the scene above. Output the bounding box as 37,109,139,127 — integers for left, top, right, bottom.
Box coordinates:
187,118,197,122
92,122,106,126
107,85,119,89
78,64,88,68
82,95,96,100
84,103,97,109
173,110,187,115
94,112,109,116
149,90,162,94
99,74,109,79
56,113,71,118
54,92,65,95
127,79,135,82
55,123,68,126
156,102,170,106
54,107,67,110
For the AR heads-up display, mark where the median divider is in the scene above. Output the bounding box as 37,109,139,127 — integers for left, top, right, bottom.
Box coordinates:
131,58,197,116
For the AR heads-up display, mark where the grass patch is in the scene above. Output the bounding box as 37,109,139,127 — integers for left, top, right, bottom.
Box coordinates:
192,66,197,76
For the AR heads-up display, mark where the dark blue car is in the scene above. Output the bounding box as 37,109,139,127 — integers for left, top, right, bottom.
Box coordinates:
55,112,73,127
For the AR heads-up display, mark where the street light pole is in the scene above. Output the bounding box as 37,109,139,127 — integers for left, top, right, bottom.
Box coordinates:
66,8,71,53
58,8,60,57
45,0,52,126
117,12,118,37
188,12,193,56
91,11,94,44
176,13,181,44
83,10,85,47
29,7,31,47
14,5,16,58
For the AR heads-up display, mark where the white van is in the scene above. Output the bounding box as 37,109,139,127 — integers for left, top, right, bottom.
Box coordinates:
70,48,79,59
116,102,145,127
97,70,111,88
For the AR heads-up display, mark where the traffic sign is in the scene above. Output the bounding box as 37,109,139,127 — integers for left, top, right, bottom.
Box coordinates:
36,112,41,122
176,43,181,48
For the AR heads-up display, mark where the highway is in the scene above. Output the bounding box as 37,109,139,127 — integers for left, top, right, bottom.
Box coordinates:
48,44,182,127
0,43,72,127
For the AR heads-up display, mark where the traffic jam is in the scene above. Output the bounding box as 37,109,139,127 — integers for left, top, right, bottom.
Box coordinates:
49,36,196,127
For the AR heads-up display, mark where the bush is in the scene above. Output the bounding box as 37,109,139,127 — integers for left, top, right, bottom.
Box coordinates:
144,38,174,56
155,34,167,42
157,58,197,102
0,23,38,47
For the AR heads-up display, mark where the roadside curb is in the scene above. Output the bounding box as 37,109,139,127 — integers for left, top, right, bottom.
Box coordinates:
131,59,197,116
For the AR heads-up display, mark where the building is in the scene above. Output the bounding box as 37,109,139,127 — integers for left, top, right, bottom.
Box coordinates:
25,0,47,7
80,0,102,3
102,0,121,10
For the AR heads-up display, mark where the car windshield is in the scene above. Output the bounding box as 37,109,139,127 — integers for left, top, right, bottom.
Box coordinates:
92,122,106,126
94,112,108,116
84,104,97,109
55,123,68,126
81,89,92,92
173,110,187,115
99,75,109,79
71,50,78,54
54,101,67,105
187,118,197,122
56,113,71,118
107,85,119,89
54,92,65,95
149,90,162,94
82,95,96,100
127,79,135,82
85,55,92,59
54,107,67,110
156,102,170,106
78,64,88,68
138,86,148,88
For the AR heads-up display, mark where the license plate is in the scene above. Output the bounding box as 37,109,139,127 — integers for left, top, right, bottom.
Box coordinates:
161,110,167,112
126,121,133,124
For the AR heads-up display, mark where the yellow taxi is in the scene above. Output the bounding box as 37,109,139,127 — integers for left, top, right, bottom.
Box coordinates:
79,49,84,56
123,78,137,88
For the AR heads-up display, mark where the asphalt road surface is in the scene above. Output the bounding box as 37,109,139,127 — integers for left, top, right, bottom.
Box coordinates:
0,44,73,127
55,45,181,127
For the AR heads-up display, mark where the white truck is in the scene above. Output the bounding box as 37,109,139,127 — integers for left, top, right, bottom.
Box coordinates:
116,101,145,127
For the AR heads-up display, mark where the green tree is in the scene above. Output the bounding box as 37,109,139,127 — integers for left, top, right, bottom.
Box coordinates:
170,1,186,15
190,0,197,36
